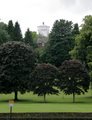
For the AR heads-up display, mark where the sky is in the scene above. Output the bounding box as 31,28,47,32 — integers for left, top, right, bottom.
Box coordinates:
0,0,92,34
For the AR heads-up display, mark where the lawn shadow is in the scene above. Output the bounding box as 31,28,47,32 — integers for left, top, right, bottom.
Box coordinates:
16,99,88,104
0,99,11,104
0,96,92,104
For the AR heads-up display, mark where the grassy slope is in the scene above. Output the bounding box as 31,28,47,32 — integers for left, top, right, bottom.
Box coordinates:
0,90,92,113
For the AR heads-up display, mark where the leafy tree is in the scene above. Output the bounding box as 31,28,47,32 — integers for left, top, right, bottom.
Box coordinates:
0,29,10,44
70,15,92,65
59,60,90,103
7,20,14,40
71,23,79,48
87,46,92,91
14,21,23,41
41,19,73,67
31,63,59,102
31,31,38,46
70,15,92,91
0,41,35,100
24,28,34,46
72,23,79,35
0,22,7,30
0,22,10,44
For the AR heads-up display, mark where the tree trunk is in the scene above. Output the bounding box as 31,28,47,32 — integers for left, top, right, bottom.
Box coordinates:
73,92,75,103
14,91,18,101
44,94,46,103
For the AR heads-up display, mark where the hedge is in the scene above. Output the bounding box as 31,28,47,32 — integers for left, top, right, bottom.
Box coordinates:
0,112,92,120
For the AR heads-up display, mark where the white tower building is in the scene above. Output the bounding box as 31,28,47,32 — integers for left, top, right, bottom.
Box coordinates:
37,22,50,47
37,22,50,37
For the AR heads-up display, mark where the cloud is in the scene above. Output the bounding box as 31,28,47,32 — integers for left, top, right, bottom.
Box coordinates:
0,0,92,33
77,0,92,15
60,0,76,8
58,0,92,14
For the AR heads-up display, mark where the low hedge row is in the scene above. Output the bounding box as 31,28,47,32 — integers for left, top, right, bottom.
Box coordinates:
0,112,92,120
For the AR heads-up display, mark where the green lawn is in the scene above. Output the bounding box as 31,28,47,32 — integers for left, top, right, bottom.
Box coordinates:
0,90,92,113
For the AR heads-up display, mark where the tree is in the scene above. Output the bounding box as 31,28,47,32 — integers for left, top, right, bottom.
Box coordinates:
31,63,59,102
24,28,34,46
41,19,73,67
7,20,14,40
87,46,92,92
70,15,92,91
0,22,10,44
14,22,23,41
0,41,35,100
0,22,7,30
71,23,79,48
31,31,38,44
0,29,10,44
72,23,79,35
59,60,90,103
70,15,92,65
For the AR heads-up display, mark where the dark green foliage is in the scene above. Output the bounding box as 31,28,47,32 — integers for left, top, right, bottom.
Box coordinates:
0,29,10,44
59,60,90,102
32,31,38,43
31,63,59,102
7,20,14,40
70,15,92,64
41,19,73,67
14,22,23,41
24,28,33,46
72,23,79,35
0,41,35,100
71,23,79,49
0,22,10,44
0,22,7,30
87,46,92,89
70,15,92,90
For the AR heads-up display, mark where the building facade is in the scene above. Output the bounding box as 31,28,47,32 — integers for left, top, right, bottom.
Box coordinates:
37,22,50,47
37,22,50,37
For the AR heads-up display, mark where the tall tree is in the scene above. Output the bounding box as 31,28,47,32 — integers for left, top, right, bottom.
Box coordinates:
72,23,79,35
24,28,33,46
70,15,92,65
0,22,10,44
0,41,35,100
14,21,23,41
87,46,92,91
31,63,59,102
32,31,38,44
59,60,90,103
0,29,10,44
41,19,73,67
71,23,79,48
7,20,14,40
0,22,7,30
70,15,92,89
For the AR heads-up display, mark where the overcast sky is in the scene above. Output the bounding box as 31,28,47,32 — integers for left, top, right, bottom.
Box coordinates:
0,0,92,34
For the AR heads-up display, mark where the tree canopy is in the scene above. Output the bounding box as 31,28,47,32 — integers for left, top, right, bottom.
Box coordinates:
0,41,35,100
70,15,92,90
31,63,59,102
24,28,34,46
59,60,90,102
41,19,73,67
13,22,23,41
0,22,10,44
70,15,92,65
7,20,14,40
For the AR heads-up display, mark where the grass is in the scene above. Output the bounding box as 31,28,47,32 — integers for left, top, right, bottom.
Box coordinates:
0,90,92,113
